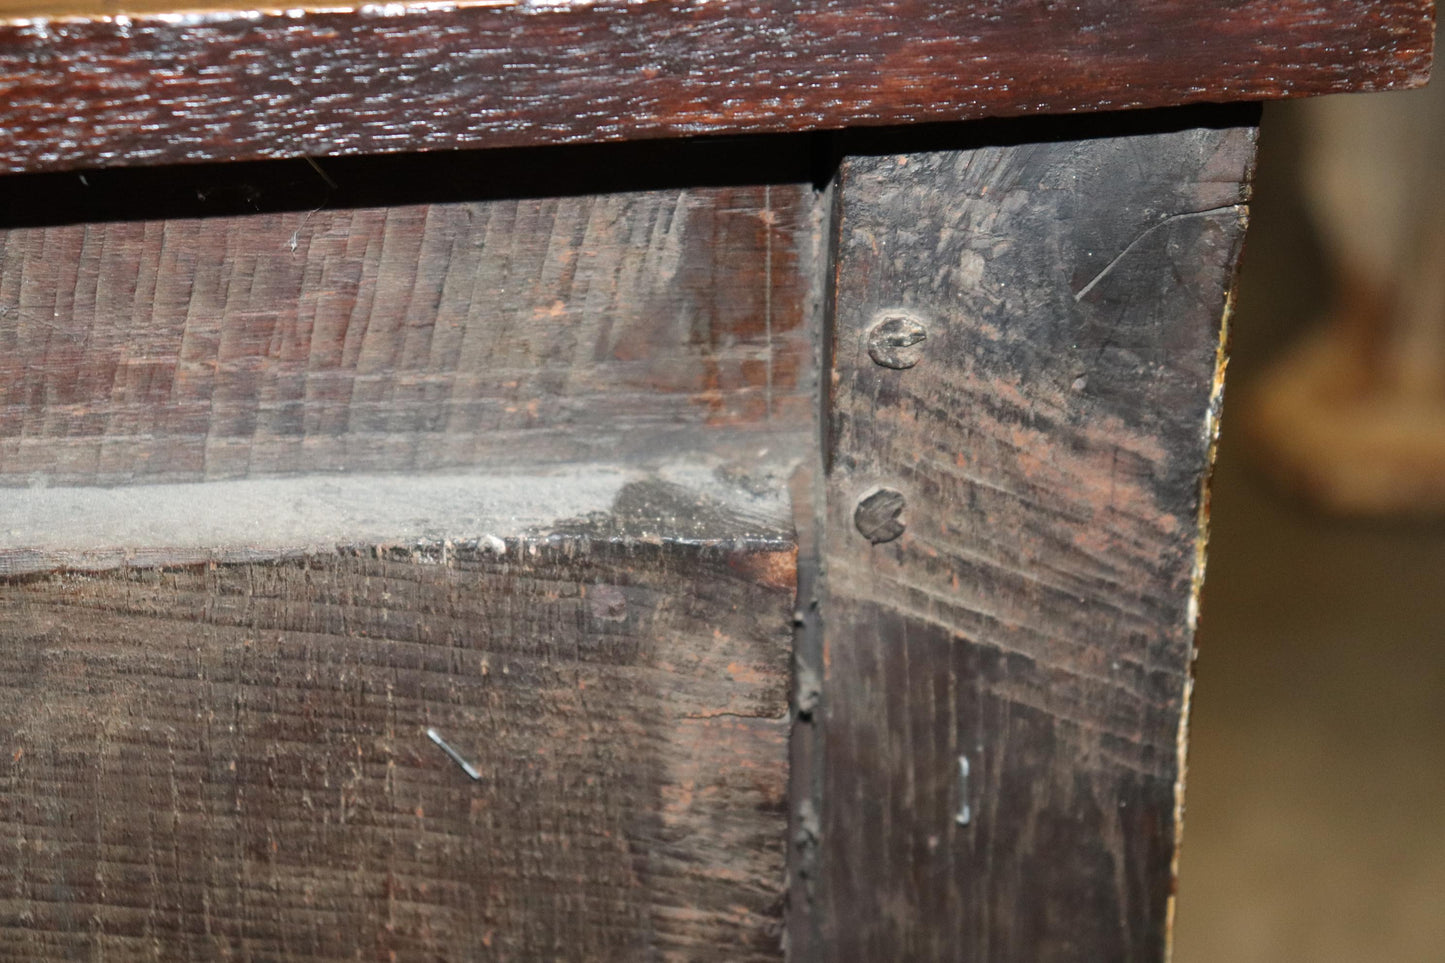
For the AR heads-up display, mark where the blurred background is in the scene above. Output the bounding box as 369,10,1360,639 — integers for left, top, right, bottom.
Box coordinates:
1172,94,1445,962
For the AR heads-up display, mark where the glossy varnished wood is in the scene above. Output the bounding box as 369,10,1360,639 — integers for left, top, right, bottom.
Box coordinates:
0,0,1430,174
806,113,1256,960
0,536,795,960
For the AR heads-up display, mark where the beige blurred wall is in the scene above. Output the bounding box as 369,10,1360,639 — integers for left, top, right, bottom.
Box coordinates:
1172,98,1445,963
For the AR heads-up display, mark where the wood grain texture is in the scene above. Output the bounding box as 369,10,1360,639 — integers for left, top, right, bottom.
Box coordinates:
808,113,1256,960
0,182,814,485
0,0,1430,174
0,535,794,960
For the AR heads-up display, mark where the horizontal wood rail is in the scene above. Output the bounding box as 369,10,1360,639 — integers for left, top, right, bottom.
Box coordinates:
0,0,1433,174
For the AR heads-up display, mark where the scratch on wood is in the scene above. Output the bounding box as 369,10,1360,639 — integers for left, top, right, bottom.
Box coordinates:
425,727,482,781
1073,204,1246,302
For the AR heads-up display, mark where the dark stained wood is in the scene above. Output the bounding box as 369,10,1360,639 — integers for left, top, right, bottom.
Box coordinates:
0,534,795,960
0,0,1430,175
806,113,1257,959
0,182,815,485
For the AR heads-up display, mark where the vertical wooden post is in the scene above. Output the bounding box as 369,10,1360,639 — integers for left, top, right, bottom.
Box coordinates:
810,111,1258,960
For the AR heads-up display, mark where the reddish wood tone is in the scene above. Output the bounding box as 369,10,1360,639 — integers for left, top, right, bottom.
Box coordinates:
0,537,795,960
0,183,815,485
0,0,1431,174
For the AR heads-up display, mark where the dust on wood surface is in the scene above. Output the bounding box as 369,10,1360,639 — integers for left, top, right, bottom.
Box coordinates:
0,536,795,960
0,181,815,486
806,113,1257,960
0,459,799,575
0,0,1429,173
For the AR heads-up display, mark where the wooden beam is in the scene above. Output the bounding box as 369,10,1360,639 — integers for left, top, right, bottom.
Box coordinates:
0,136,814,953
805,110,1256,960
0,0,1429,173
0,503,796,959
0,175,816,485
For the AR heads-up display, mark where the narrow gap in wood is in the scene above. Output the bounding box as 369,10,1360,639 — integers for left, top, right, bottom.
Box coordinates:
0,134,822,232
783,130,841,962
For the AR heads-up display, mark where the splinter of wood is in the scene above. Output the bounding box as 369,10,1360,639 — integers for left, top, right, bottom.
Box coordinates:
426,727,482,781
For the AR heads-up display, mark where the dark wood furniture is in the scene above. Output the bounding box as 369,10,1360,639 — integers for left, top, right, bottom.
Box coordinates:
0,2,1432,959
